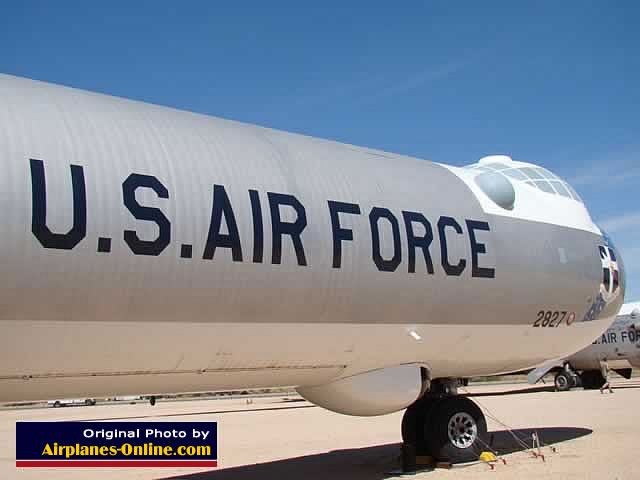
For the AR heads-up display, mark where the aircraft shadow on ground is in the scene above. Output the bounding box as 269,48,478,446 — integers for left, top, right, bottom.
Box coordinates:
79,404,316,422
487,426,592,456
162,427,592,480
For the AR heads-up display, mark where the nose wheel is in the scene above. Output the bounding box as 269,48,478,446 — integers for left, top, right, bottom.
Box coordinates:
402,395,488,463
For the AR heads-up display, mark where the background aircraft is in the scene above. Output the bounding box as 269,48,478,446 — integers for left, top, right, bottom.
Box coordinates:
0,74,626,463
529,301,640,390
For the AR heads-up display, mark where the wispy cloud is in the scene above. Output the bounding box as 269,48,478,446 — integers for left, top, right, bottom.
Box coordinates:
598,211,640,233
571,168,640,188
352,59,471,105
280,53,478,114
568,148,640,187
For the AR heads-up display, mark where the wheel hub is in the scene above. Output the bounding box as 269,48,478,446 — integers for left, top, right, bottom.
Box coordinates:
447,412,477,449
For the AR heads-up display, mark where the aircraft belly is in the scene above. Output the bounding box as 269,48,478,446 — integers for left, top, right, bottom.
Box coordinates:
0,317,615,402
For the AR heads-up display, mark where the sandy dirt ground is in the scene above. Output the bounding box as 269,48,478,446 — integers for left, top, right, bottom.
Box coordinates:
0,380,638,480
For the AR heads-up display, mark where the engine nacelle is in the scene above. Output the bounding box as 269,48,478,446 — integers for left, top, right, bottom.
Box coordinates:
296,364,424,416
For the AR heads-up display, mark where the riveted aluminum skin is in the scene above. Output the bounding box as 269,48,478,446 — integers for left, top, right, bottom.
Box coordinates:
0,74,625,402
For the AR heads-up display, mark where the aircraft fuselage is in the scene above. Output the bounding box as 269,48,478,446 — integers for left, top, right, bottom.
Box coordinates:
0,74,625,402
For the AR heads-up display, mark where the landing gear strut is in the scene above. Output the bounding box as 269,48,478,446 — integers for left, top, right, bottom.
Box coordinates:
554,371,572,391
554,363,607,391
401,379,488,464
553,363,583,391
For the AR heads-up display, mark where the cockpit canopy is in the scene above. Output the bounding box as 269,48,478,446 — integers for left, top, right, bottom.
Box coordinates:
464,155,582,203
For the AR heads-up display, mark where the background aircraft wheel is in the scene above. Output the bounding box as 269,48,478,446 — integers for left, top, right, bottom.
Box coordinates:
571,373,582,388
425,396,487,463
554,371,571,391
401,396,438,454
149,395,156,406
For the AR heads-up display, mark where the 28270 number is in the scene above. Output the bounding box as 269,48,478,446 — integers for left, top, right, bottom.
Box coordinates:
533,310,569,327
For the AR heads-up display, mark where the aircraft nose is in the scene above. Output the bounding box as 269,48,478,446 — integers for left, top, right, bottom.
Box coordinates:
617,248,626,297
609,241,625,301
598,229,626,306
582,227,627,323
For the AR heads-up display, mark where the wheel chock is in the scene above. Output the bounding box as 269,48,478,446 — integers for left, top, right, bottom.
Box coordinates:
479,451,497,462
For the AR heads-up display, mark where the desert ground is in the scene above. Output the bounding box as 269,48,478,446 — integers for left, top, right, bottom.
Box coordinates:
1,379,637,479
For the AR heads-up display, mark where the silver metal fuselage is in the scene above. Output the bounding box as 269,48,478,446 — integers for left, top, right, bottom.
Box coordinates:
568,302,640,371
0,74,625,402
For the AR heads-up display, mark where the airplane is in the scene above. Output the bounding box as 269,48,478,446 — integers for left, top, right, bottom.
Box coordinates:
0,73,626,463
528,301,640,391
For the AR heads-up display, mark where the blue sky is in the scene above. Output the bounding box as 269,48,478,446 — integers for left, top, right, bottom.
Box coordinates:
2,2,639,299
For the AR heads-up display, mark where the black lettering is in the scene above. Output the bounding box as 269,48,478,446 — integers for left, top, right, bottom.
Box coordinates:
122,173,171,256
328,200,361,268
203,185,243,261
402,211,434,274
268,192,307,266
249,189,263,263
438,216,466,276
369,207,401,272
610,332,617,344
466,220,495,278
97,237,111,253
180,244,192,259
30,159,86,249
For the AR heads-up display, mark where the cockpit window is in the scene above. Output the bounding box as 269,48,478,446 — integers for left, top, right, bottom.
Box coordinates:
520,167,543,179
484,162,509,171
549,181,571,198
465,161,583,203
503,169,528,180
533,180,555,194
537,168,559,180
565,184,583,202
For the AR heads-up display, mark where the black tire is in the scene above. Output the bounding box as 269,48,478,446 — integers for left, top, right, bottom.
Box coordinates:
424,396,488,463
85,399,96,406
571,373,582,388
401,397,438,454
53,401,61,408
149,396,156,406
554,372,572,392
